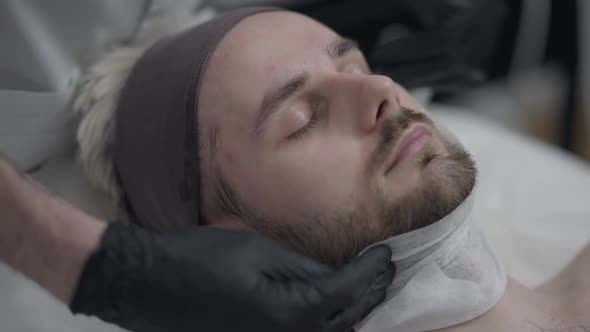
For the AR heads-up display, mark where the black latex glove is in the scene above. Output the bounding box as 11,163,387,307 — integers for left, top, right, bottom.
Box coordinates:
368,0,510,91
70,223,395,332
298,0,513,92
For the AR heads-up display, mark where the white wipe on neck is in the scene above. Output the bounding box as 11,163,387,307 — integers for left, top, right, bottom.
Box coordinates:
355,186,507,332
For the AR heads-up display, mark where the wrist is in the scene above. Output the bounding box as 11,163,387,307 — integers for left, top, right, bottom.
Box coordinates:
0,157,107,303
50,203,107,303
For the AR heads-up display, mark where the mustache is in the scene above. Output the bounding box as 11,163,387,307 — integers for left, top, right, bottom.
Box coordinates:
368,107,434,173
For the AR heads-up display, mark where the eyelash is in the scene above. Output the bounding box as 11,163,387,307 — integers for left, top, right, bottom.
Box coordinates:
287,101,322,141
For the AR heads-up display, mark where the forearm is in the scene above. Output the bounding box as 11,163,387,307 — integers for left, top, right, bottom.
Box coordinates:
0,154,106,303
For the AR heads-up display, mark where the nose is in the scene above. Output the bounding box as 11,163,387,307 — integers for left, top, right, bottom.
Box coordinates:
359,75,399,133
321,73,400,134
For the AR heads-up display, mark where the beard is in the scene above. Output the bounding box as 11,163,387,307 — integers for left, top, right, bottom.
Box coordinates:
241,108,477,267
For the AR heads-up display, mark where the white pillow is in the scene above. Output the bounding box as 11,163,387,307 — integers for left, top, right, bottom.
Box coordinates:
432,105,590,287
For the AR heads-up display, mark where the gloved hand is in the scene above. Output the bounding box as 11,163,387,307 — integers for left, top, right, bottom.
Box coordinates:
298,0,512,92
367,0,510,91
70,223,395,332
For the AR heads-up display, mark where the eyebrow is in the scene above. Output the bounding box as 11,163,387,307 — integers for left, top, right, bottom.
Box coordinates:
254,37,361,135
327,38,360,60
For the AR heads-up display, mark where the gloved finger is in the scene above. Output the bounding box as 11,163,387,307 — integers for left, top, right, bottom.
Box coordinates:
323,289,386,332
267,240,334,281
322,270,393,332
377,62,484,90
369,28,460,65
427,68,486,93
370,262,396,292
313,245,393,312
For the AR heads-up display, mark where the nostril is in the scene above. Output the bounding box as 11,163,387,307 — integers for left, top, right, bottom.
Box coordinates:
377,100,387,120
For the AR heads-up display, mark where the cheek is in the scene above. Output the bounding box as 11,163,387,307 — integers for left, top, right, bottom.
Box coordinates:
220,145,298,216
304,141,362,180
221,149,265,202
279,135,369,203
219,136,370,218
224,150,237,164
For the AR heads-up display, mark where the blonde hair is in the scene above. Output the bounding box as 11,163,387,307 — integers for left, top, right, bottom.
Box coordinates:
73,8,217,219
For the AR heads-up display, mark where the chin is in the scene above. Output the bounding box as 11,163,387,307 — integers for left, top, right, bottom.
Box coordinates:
412,142,440,170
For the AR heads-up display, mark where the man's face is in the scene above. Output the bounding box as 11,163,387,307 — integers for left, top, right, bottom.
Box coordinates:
198,12,476,266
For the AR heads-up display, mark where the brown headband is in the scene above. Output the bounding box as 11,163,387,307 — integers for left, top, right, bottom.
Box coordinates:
114,7,279,228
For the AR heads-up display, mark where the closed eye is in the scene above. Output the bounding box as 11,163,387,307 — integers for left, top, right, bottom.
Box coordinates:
287,101,322,141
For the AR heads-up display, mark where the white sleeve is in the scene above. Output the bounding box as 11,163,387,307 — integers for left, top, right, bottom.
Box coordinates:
0,0,146,170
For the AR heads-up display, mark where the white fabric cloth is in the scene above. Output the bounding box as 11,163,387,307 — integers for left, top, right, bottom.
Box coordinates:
356,185,507,332
0,0,205,170
0,0,145,170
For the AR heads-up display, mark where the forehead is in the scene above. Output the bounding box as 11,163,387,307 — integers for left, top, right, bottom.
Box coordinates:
198,12,339,127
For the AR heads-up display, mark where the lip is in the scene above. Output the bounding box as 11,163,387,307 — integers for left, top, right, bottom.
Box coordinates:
385,124,432,174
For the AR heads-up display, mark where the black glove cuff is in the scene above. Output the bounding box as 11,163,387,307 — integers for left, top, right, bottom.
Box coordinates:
69,222,151,324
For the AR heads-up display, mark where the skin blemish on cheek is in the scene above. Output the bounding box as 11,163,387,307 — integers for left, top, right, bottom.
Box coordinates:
224,150,238,164
268,64,278,74
243,178,260,198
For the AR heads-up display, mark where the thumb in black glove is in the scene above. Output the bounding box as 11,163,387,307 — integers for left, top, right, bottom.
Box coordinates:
367,0,510,91
70,223,395,332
